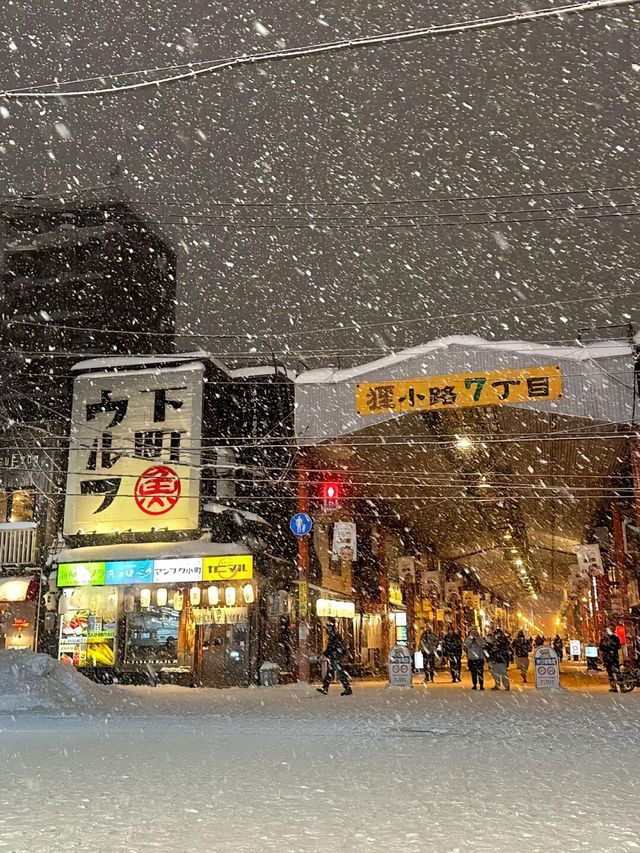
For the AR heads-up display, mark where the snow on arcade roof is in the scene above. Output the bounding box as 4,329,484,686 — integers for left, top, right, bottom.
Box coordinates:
295,335,635,443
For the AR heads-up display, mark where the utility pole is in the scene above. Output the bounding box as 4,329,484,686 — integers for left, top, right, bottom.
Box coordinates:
296,455,310,683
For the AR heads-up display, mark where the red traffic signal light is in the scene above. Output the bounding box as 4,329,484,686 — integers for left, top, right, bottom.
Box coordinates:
320,481,341,508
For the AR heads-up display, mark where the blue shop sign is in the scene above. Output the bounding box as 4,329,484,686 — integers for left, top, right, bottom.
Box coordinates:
105,560,154,585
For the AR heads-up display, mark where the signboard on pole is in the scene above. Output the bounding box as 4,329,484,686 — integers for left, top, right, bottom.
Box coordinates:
576,544,605,577
569,639,581,658
388,645,413,688
534,646,560,689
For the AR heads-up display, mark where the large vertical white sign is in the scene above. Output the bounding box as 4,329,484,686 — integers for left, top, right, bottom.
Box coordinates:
64,364,204,535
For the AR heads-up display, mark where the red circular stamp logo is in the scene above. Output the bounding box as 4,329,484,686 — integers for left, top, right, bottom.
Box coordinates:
134,464,181,515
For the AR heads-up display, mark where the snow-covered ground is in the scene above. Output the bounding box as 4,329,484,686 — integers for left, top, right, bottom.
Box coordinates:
0,665,638,853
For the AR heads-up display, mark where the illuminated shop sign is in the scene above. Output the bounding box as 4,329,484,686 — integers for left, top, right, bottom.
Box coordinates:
105,560,154,585
202,555,254,582
57,556,252,587
57,562,106,587
152,558,203,584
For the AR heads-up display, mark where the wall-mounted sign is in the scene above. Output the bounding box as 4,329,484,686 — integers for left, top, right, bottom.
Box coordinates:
202,555,253,582
105,560,154,585
63,364,204,536
331,522,357,562
356,365,563,415
57,562,106,588
153,558,202,584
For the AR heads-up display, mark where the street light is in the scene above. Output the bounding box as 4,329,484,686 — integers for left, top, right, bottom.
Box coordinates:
455,435,473,450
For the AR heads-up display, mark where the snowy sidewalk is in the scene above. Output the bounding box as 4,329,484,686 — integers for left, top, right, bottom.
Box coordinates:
0,664,638,853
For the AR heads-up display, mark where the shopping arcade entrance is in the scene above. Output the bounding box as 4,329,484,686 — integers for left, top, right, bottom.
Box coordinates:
295,337,636,626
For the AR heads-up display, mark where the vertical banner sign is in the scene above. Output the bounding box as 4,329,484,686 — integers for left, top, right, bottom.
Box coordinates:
331,522,357,561
64,364,204,535
576,544,605,577
396,557,415,582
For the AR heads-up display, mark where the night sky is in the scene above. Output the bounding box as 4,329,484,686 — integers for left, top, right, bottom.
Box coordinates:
1,0,638,366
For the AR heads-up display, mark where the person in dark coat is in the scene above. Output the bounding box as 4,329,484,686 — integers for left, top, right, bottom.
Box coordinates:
317,619,352,695
552,635,564,662
513,631,533,683
442,627,463,683
534,634,545,649
487,628,512,691
599,627,622,692
463,627,487,690
419,628,440,684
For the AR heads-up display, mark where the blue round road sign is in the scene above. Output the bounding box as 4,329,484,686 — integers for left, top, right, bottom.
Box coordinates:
290,512,313,536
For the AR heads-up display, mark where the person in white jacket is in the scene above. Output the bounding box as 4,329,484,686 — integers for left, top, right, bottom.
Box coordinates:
463,627,487,691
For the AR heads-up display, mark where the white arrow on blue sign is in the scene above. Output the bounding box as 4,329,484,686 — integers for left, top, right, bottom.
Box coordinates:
290,513,313,536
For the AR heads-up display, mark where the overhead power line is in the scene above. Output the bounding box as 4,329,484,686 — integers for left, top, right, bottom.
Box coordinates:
6,290,637,342
2,0,638,99
4,182,636,210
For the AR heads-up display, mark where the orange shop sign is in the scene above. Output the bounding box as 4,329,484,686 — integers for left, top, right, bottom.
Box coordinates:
356,366,562,416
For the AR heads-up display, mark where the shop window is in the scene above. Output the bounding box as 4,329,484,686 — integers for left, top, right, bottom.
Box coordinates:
4,488,36,523
123,607,180,666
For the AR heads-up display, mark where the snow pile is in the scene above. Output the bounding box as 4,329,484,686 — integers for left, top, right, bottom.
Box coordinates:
0,650,110,713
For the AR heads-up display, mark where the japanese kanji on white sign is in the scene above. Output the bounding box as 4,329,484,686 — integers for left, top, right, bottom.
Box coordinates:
63,364,204,535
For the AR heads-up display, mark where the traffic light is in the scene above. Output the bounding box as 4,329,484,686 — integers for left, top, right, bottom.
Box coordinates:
320,481,341,510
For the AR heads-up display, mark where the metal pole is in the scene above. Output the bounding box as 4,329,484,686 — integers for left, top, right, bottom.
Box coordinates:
297,457,310,683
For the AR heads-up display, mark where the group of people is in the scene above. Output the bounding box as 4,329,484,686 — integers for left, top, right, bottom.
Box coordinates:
317,617,626,695
420,626,566,691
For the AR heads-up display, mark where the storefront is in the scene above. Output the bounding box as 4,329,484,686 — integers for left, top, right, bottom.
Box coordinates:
0,574,39,651
53,551,259,687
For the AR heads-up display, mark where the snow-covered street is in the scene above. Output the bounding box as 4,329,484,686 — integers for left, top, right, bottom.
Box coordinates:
1,667,638,853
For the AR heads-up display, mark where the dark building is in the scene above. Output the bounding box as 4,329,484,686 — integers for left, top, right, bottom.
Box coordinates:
0,195,177,421
0,197,177,652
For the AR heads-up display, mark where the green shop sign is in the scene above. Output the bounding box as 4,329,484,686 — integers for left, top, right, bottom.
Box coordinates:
57,562,106,587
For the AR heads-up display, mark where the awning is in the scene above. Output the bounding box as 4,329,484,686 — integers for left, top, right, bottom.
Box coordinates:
55,538,252,565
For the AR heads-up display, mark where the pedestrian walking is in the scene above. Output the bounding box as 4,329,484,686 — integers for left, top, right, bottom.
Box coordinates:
552,635,564,662
487,628,512,691
599,626,622,693
442,627,463,682
513,631,533,683
463,627,487,690
534,634,545,649
419,627,440,684
317,619,352,696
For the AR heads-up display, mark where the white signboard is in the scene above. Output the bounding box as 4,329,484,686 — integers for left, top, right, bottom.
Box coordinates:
397,556,415,582
388,645,413,688
332,522,357,561
64,364,204,535
576,544,604,577
569,639,581,657
534,646,560,689
153,558,202,584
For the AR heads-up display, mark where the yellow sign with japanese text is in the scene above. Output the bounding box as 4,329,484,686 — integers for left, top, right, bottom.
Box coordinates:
202,555,254,582
356,366,562,415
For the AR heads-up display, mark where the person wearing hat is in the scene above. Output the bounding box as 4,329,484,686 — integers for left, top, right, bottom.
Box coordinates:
317,619,353,696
